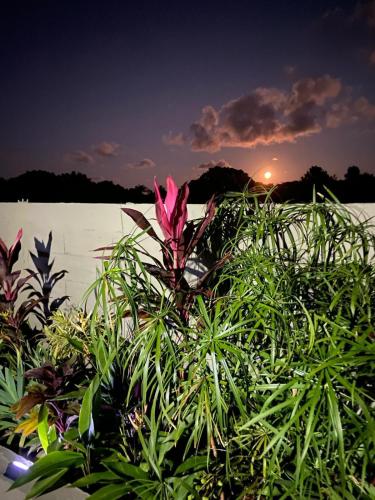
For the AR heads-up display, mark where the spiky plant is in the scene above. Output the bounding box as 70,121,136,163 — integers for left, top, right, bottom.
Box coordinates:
10,187,375,499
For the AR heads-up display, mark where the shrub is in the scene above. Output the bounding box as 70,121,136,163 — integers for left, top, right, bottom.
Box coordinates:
0,230,68,355
7,186,375,499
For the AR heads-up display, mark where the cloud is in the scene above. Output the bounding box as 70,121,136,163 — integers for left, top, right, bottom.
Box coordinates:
370,49,375,64
186,75,343,152
354,96,375,118
272,157,279,161
94,141,120,157
169,75,374,152
67,150,94,164
288,75,341,107
193,159,231,170
127,158,156,169
326,96,375,127
162,131,186,146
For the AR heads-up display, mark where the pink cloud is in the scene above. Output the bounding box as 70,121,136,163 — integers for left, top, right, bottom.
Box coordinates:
94,141,120,157
127,158,156,169
171,75,374,152
67,150,94,164
162,132,186,146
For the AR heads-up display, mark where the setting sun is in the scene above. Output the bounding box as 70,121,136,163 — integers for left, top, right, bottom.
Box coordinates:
264,171,272,180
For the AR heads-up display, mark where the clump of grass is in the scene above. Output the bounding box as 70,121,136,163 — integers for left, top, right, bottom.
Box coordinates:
10,189,374,499
202,190,375,497
79,190,374,498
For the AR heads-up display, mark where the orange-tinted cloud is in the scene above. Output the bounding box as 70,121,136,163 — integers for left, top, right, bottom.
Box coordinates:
162,131,186,146
67,150,94,164
127,158,156,169
170,75,374,152
326,96,375,127
94,141,120,157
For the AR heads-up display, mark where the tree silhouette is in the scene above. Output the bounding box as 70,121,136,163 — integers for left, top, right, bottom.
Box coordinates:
344,166,360,182
1,166,375,203
0,170,154,203
301,166,334,186
188,166,254,203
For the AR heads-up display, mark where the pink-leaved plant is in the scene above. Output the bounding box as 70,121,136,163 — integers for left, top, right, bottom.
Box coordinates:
118,176,229,321
0,229,32,305
97,176,228,322
0,229,39,333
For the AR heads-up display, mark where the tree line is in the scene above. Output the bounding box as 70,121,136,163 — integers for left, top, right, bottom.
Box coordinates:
0,165,374,203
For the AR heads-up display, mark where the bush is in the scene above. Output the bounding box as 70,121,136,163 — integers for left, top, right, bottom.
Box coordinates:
5,185,375,499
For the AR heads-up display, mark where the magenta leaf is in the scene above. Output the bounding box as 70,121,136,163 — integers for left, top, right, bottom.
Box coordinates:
121,208,160,240
0,228,23,280
144,264,175,288
8,228,23,270
94,245,116,252
154,177,172,240
10,298,41,329
185,196,215,258
170,182,189,247
164,176,179,220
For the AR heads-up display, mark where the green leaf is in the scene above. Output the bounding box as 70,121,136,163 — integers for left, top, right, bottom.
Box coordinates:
26,468,68,499
67,337,84,353
88,483,132,500
9,451,84,490
73,471,119,487
47,424,57,448
37,405,49,453
105,460,148,480
78,374,100,437
175,455,208,475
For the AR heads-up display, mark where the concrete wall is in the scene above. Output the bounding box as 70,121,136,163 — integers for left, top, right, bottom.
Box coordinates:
0,203,206,308
1,203,374,308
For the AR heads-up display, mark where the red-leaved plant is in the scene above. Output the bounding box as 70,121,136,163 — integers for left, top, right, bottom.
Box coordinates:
99,176,228,322
0,229,29,304
0,229,38,333
13,361,82,437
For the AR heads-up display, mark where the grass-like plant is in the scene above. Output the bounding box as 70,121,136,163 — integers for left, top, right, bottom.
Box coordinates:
8,186,375,499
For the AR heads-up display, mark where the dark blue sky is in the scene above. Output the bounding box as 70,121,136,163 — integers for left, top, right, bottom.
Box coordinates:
0,0,374,187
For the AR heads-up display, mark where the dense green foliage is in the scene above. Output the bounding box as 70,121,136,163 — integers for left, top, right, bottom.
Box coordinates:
1,190,375,499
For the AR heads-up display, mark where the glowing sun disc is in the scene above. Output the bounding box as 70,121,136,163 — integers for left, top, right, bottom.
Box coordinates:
264,171,272,180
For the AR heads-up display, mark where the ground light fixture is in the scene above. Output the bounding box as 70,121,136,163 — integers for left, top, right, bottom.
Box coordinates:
4,458,32,481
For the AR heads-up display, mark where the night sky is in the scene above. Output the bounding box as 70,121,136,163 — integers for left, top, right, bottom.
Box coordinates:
1,0,374,187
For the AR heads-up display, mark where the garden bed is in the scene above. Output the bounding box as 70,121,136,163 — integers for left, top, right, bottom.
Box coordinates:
1,181,374,499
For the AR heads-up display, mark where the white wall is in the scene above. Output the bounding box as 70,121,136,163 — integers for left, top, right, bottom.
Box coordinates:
0,203,206,308
1,203,374,308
